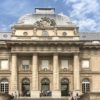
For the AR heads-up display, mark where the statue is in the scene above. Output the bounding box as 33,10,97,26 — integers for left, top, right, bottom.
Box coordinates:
34,17,56,27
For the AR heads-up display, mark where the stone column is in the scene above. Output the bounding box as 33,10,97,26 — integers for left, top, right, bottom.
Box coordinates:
73,53,80,95
31,53,39,98
52,53,61,98
10,54,18,95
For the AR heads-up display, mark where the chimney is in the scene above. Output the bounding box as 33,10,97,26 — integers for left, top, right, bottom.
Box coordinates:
35,8,55,14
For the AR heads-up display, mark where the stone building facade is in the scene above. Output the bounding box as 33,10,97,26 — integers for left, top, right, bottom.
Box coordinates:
0,8,100,98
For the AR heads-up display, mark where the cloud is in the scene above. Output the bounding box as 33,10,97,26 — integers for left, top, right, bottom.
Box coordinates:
73,18,97,31
0,0,100,32
0,0,33,31
63,0,79,4
0,0,32,17
0,24,10,32
58,12,71,22
63,0,100,32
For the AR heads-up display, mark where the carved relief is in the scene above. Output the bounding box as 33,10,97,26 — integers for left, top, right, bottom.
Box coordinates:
12,28,16,36
34,17,56,27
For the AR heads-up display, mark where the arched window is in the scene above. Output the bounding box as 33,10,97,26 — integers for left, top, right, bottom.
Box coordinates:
82,79,90,93
0,79,9,93
41,78,50,91
23,32,28,36
61,78,69,96
22,78,30,96
42,30,48,36
62,32,67,36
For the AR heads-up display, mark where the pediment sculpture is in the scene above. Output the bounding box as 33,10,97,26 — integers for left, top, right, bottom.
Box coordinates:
34,17,56,27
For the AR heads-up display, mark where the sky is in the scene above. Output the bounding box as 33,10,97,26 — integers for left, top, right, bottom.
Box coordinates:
0,0,100,32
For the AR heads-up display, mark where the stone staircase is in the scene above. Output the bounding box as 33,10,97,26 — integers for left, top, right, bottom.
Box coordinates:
13,97,71,100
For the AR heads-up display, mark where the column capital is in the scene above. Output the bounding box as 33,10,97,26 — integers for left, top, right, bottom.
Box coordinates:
33,53,38,56
74,53,79,56
11,53,17,56
53,53,58,56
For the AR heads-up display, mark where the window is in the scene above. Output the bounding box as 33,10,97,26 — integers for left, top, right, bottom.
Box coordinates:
61,78,69,96
63,32,67,36
61,60,68,69
41,78,50,91
22,60,30,70
82,60,90,68
0,79,9,93
82,79,90,93
3,34,8,38
41,60,49,69
42,30,48,36
0,60,9,70
22,78,30,96
23,32,28,36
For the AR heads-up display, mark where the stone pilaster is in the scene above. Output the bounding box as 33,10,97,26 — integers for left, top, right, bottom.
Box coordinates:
33,28,37,36
31,53,39,98
10,54,18,95
52,53,61,98
73,53,80,95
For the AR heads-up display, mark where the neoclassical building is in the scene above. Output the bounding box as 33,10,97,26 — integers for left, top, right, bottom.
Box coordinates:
0,8,100,99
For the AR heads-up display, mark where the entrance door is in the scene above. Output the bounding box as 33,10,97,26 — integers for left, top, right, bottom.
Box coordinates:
22,79,30,96
41,78,51,96
61,79,69,96
41,78,50,91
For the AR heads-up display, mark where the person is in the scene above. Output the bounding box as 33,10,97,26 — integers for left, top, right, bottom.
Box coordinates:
76,93,79,96
11,93,14,99
14,92,17,98
74,93,80,100
71,96,74,100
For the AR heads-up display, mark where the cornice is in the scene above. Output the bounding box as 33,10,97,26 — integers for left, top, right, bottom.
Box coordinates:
12,24,77,30
80,71,100,74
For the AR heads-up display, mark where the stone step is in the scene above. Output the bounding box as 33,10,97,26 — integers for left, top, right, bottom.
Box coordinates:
13,97,71,100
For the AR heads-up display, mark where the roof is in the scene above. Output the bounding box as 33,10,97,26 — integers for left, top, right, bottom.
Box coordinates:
80,32,100,40
16,8,74,26
0,8,100,40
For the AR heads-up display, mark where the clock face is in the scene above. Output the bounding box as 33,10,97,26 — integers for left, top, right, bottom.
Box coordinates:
42,30,48,36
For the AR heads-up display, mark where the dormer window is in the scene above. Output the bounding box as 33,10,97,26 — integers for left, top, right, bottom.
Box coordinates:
3,34,8,38
42,30,48,36
23,32,28,36
63,32,67,36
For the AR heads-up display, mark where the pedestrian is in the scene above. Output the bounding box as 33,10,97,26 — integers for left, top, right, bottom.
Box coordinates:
71,96,74,100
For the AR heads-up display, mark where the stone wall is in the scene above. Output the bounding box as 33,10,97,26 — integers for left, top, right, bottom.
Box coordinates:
0,93,13,100
79,93,90,100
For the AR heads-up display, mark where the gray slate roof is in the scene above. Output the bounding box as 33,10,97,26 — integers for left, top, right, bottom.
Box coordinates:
80,32,100,40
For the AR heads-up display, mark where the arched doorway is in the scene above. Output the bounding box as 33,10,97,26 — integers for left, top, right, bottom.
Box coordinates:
61,78,69,96
0,79,9,93
22,78,30,96
41,78,50,92
40,78,51,96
